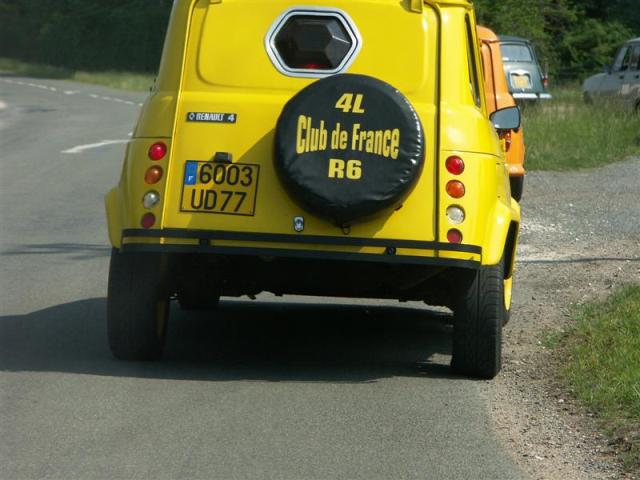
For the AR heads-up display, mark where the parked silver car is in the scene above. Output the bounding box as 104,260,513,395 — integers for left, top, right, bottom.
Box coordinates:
583,38,640,112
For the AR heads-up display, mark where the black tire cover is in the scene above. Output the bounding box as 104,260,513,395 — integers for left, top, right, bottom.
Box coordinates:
274,74,425,225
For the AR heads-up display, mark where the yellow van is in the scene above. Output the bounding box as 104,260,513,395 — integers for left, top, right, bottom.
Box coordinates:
105,0,521,379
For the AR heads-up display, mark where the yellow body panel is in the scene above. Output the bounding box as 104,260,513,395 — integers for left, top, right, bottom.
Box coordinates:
106,0,519,274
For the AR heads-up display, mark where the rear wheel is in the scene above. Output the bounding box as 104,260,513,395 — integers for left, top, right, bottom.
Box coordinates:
107,249,170,361
451,258,505,379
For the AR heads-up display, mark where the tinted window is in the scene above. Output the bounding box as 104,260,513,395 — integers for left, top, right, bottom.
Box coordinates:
501,44,533,62
613,46,631,72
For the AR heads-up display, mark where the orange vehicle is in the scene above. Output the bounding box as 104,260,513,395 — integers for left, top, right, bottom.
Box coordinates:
478,26,525,201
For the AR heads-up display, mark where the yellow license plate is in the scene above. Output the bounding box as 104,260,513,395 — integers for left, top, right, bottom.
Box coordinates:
180,161,259,216
512,75,531,89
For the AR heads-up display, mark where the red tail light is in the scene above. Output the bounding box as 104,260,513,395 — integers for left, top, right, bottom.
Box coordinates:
542,75,549,89
445,156,465,175
148,142,167,161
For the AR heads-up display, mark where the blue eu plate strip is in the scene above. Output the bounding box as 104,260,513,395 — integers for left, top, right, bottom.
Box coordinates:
184,161,198,185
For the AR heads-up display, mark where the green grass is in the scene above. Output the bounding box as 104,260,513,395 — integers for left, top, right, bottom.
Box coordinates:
0,57,154,91
523,85,640,170
562,285,640,470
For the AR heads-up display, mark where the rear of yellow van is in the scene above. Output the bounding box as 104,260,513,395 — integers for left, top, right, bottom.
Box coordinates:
105,0,520,379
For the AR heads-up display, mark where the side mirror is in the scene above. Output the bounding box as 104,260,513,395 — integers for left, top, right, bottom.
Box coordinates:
604,64,612,74
490,106,521,131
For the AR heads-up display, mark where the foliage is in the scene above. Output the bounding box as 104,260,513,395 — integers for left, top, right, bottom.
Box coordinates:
474,0,636,80
0,0,638,78
0,0,170,73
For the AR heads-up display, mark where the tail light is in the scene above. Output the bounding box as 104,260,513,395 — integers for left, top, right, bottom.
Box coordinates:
145,166,163,184
445,156,465,175
148,142,167,161
446,181,466,199
542,75,549,89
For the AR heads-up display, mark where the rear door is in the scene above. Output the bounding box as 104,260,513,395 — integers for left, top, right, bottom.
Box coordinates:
599,44,632,101
163,0,440,243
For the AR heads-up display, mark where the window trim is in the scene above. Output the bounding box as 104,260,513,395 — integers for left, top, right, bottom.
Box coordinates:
465,15,482,108
265,7,362,79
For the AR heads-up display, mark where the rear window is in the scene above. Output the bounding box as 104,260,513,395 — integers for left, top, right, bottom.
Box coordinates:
501,44,533,63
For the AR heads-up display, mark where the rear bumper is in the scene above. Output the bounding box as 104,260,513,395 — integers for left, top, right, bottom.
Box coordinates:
120,228,482,269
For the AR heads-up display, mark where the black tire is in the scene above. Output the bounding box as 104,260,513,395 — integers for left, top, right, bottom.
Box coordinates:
583,92,593,105
510,176,524,202
451,259,505,379
107,249,170,361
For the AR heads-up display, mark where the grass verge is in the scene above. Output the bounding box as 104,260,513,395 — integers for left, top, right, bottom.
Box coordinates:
523,85,640,170
0,57,154,91
561,285,640,470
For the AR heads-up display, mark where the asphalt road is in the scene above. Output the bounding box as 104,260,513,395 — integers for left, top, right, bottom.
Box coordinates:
0,75,525,479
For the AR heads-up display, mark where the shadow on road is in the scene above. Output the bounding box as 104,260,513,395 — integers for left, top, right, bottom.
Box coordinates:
0,298,458,383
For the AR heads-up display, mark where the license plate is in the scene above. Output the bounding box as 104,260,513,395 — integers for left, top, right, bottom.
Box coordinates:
180,161,259,216
512,74,531,89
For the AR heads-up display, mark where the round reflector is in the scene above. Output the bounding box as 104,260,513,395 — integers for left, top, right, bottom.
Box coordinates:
447,229,463,244
141,213,156,229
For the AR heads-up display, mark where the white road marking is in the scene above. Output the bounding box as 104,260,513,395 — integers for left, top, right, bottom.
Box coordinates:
62,139,129,154
4,77,142,108
0,100,7,110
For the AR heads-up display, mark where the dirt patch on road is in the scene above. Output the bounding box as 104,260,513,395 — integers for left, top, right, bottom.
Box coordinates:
486,158,640,479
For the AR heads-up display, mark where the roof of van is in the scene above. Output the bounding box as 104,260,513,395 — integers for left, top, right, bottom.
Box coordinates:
477,26,499,42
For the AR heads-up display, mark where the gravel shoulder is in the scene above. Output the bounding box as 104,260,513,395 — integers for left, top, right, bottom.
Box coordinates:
487,157,640,479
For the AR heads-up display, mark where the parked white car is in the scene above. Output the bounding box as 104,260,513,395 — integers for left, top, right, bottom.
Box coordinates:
583,38,640,112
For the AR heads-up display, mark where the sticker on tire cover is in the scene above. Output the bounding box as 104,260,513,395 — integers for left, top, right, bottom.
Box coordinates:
274,74,425,225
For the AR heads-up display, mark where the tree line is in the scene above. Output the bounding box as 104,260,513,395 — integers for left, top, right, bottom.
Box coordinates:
0,0,637,80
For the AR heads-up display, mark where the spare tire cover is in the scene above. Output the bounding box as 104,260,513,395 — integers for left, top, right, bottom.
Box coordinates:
275,74,425,225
